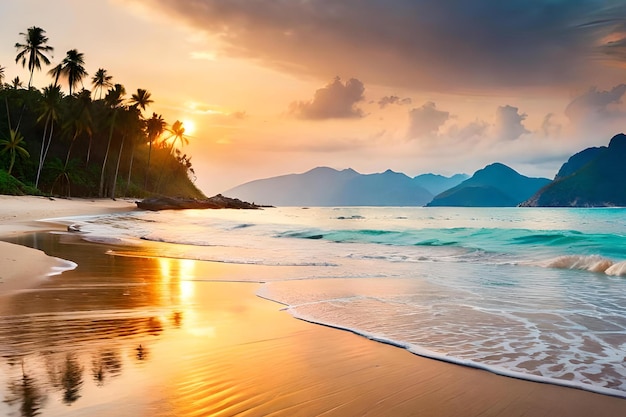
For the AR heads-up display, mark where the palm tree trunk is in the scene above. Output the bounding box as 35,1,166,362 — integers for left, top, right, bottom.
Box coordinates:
35,115,52,188
144,139,153,190
125,144,136,197
110,134,126,198
7,152,16,175
99,111,117,197
86,134,93,164
64,131,79,169
35,122,48,188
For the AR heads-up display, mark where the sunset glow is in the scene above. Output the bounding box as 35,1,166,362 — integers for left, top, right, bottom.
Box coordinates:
1,0,626,195
181,119,196,136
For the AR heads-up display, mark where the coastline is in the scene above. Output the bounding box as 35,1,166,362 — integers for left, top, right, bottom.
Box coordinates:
1,196,626,415
0,195,137,297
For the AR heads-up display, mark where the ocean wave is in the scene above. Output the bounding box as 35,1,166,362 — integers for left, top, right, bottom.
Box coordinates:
287,307,626,399
543,255,626,276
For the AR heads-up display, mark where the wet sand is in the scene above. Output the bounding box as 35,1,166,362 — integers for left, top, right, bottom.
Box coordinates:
1,197,626,416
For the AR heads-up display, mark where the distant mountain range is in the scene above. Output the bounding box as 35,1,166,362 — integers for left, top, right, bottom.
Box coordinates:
427,163,551,207
223,167,467,206
521,133,626,207
224,133,626,207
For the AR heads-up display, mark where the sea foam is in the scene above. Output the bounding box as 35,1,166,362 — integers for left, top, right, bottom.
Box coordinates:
544,255,626,276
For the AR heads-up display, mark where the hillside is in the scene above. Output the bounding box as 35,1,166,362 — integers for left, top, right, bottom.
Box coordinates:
224,167,465,206
521,133,626,207
413,173,469,195
427,163,551,207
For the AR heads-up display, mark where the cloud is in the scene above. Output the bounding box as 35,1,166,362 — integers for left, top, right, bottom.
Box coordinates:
406,102,450,139
378,95,412,109
447,120,490,143
183,101,223,115
541,113,562,138
493,105,530,140
602,35,626,60
565,84,626,123
190,51,217,61
230,111,247,120
289,77,365,120
405,102,534,147
142,0,626,92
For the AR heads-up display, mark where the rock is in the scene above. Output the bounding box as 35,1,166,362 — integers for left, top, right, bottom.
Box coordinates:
136,194,264,211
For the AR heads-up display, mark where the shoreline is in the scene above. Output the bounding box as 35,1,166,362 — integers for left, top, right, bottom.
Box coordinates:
1,196,626,415
0,195,137,296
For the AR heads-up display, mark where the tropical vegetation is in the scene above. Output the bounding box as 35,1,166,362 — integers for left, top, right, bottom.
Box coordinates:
1,26,204,198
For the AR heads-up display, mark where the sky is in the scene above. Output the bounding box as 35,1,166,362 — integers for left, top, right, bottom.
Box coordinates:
1,0,626,195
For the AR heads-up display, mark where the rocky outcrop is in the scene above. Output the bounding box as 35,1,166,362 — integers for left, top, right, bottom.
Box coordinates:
136,194,263,211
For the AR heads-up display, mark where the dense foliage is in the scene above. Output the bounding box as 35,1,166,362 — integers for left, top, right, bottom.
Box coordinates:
0,26,205,199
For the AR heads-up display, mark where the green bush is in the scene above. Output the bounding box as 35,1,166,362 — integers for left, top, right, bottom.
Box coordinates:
0,169,42,195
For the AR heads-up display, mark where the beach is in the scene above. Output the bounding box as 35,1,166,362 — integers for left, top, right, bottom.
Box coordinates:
1,196,626,416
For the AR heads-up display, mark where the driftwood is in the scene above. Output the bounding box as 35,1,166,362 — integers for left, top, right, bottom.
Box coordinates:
136,194,263,211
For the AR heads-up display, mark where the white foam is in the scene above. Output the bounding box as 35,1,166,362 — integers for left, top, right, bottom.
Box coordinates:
289,308,626,399
543,255,626,276
606,261,626,276
48,258,77,276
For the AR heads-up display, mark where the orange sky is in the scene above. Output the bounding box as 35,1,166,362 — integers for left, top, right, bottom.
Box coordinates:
1,0,626,195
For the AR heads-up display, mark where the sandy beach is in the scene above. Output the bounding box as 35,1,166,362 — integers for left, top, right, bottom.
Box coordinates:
0,195,137,298
1,196,626,416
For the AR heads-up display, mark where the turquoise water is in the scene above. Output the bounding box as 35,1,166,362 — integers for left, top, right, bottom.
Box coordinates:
54,207,626,397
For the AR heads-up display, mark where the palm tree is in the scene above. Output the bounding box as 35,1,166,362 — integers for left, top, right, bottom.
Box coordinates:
129,88,153,112
0,65,5,87
99,84,125,197
0,129,30,175
48,63,63,87
111,106,143,197
167,120,189,154
157,120,189,191
124,116,147,196
14,26,54,88
91,69,112,100
144,112,166,189
50,49,88,95
10,77,23,89
36,84,63,188
63,89,92,167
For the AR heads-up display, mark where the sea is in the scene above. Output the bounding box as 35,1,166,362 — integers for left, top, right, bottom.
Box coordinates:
40,205,626,399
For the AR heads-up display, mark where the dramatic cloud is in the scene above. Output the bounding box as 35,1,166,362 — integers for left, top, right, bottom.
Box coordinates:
565,84,626,123
406,102,533,146
378,95,412,109
493,105,530,141
289,77,365,120
406,102,450,139
142,0,626,92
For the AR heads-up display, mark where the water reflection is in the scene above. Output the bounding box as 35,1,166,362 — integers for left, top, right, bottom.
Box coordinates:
0,233,189,416
59,354,83,404
91,349,123,386
4,362,47,417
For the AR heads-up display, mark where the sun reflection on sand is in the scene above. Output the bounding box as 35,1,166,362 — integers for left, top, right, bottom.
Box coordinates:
157,258,216,338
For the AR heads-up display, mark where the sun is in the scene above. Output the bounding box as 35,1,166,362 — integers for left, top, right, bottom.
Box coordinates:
181,119,196,136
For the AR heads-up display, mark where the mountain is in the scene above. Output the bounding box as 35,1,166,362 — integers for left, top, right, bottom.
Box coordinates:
521,133,626,207
554,146,605,180
224,167,439,206
413,173,469,195
427,163,551,207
